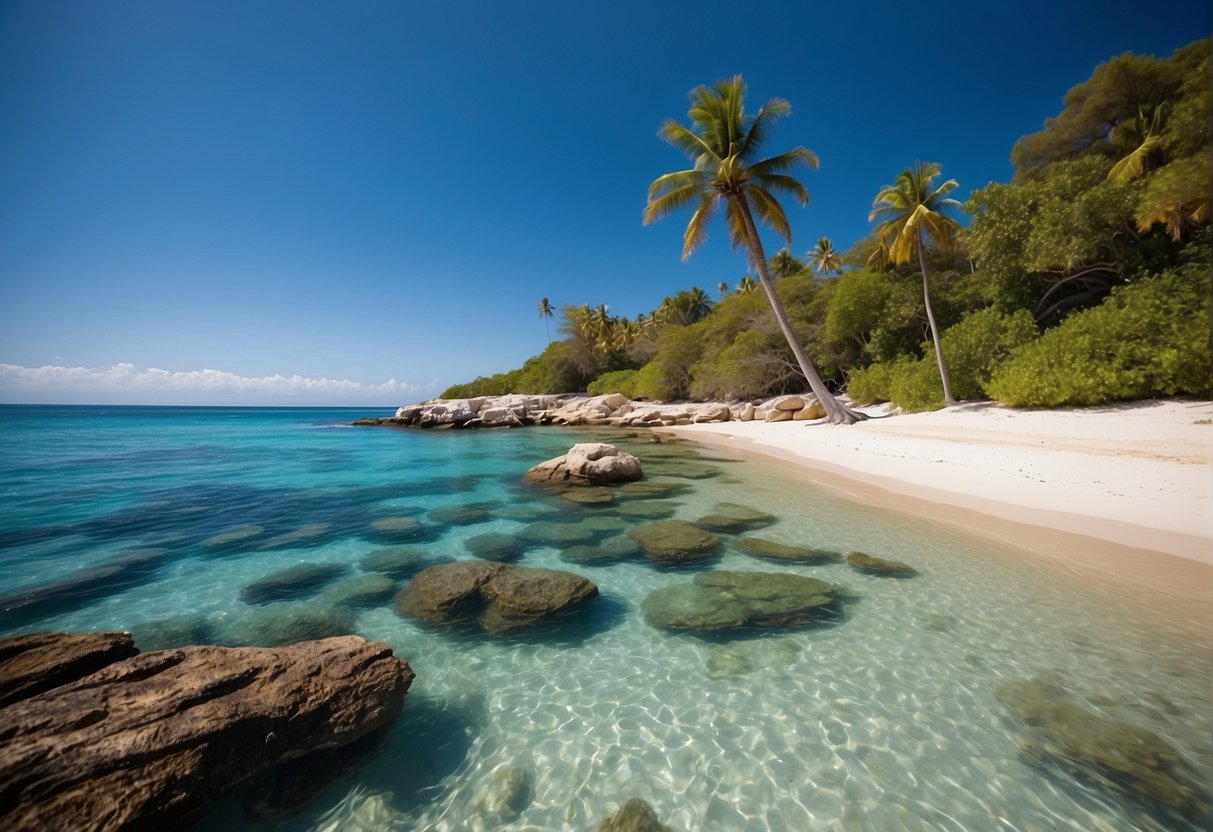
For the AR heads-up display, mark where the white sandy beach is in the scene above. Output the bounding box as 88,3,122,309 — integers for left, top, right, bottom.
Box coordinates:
669,399,1213,593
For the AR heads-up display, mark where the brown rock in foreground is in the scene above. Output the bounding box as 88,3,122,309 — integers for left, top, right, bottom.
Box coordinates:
0,634,412,832
0,631,138,707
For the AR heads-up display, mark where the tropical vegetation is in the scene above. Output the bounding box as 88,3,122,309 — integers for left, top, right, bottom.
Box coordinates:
443,41,1210,412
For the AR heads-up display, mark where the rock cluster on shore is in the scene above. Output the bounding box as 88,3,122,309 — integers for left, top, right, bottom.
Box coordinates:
0,631,412,830
353,392,830,429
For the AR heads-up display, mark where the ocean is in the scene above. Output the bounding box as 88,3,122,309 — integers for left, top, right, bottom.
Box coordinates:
0,404,1209,831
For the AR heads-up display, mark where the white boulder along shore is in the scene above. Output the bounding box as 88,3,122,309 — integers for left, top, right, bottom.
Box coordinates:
352,393,830,429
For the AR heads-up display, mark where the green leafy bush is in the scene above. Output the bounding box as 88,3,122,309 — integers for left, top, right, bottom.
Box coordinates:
986,265,1211,406
586,369,640,397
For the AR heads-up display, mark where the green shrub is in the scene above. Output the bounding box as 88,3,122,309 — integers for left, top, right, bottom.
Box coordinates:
846,361,896,405
941,307,1039,399
587,369,640,397
986,265,1211,407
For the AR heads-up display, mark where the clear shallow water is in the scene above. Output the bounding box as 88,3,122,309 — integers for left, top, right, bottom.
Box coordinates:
1,405,1209,831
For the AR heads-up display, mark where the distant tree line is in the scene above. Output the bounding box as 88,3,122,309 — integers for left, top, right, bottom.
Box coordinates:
443,40,1210,411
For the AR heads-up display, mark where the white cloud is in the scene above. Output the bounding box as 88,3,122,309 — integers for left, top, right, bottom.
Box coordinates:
0,362,435,405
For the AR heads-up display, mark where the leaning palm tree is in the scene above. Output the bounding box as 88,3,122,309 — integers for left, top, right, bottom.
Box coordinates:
807,236,843,275
644,75,866,424
537,297,554,343
869,161,961,406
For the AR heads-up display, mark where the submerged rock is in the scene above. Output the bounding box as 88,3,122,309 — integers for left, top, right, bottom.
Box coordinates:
320,574,398,608
617,480,691,500
239,563,350,605
846,551,917,577
225,607,356,647
560,536,643,566
994,676,1211,823
0,633,411,831
612,501,678,520
201,525,267,552
694,502,777,534
735,537,840,564
525,443,643,487
257,523,332,550
465,532,527,562
596,798,675,832
359,546,438,578
368,516,431,542
627,520,722,566
428,505,493,526
0,548,172,627
474,764,533,821
518,520,601,547
559,487,616,505
642,570,838,634
394,561,598,635
134,615,216,651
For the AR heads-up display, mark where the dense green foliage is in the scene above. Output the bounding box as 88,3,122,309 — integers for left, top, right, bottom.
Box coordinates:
444,42,1209,411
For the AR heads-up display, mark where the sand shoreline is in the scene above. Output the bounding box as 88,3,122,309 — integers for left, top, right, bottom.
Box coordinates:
666,399,1212,606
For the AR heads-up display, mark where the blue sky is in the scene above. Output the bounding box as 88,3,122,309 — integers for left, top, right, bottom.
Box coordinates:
1,1,1207,405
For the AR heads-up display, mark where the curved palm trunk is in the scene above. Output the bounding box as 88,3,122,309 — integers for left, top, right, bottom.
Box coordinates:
735,196,868,425
916,229,956,406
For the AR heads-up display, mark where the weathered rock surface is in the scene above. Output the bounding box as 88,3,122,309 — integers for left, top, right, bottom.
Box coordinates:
736,537,841,564
643,570,838,633
395,561,598,634
0,631,138,707
0,633,412,831
525,443,643,487
239,562,350,605
995,676,1211,824
627,520,722,566
597,798,675,832
847,551,917,577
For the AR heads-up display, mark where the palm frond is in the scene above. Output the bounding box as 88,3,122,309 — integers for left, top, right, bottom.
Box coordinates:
646,169,706,201
644,181,708,226
657,120,717,163
753,173,810,206
682,192,718,259
746,186,793,245
738,97,791,160
749,147,819,176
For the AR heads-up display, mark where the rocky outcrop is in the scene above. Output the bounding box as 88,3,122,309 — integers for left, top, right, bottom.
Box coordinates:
642,571,839,634
394,561,598,634
0,631,138,707
627,520,722,566
356,393,835,430
525,443,643,487
0,633,412,831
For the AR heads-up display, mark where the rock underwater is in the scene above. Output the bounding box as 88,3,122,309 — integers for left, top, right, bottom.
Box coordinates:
0,632,413,831
643,570,839,634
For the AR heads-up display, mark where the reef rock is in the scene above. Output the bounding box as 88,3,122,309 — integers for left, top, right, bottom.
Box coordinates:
239,562,350,605
525,443,643,487
846,551,917,577
320,574,398,608
736,537,840,564
0,633,412,831
994,676,1210,823
359,546,438,578
597,798,676,832
395,561,598,635
694,502,777,534
627,520,722,566
465,532,527,562
642,570,837,633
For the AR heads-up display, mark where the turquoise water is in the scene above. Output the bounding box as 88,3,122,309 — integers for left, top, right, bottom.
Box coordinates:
1,405,1209,831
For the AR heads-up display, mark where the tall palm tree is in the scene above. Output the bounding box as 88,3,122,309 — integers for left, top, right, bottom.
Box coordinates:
644,75,866,424
869,161,961,406
537,297,554,343
734,275,758,294
807,236,842,275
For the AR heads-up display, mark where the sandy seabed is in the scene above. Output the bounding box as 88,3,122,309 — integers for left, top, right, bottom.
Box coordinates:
669,398,1213,610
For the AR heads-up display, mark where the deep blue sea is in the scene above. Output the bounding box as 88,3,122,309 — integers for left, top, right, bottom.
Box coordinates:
1,405,1209,831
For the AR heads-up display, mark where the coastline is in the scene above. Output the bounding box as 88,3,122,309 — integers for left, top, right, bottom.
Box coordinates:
665,399,1213,607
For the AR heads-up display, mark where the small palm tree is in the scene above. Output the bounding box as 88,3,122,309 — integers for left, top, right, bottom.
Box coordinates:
735,275,758,294
869,161,961,405
644,75,866,423
537,297,554,343
807,236,842,275
717,281,729,298
769,248,805,278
